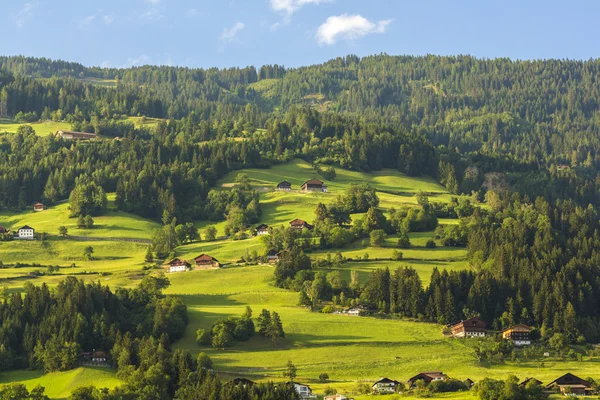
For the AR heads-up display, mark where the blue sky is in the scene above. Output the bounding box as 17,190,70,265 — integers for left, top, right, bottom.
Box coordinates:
2,0,599,69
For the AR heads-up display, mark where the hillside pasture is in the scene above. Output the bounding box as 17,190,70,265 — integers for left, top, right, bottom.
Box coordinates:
0,118,71,136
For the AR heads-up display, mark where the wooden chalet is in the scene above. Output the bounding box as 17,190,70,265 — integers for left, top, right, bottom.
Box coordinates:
519,377,542,387
449,316,486,338
372,377,401,394
301,179,326,192
230,378,255,387
33,202,45,212
407,372,447,388
56,130,97,141
289,218,314,231
267,250,282,264
501,324,532,346
256,224,269,236
194,254,220,269
546,373,593,396
167,258,191,273
277,181,292,191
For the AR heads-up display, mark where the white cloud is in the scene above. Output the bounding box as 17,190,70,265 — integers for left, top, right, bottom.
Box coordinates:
145,0,161,4
124,54,150,67
316,14,392,46
186,8,207,18
270,0,331,16
103,14,115,24
79,15,96,29
13,2,39,28
219,22,245,43
140,8,164,21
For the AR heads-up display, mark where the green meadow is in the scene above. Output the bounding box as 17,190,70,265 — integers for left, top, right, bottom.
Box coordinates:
0,118,71,136
1,159,598,398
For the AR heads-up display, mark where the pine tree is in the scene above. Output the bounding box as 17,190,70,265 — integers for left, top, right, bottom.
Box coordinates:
257,309,271,336
267,311,285,345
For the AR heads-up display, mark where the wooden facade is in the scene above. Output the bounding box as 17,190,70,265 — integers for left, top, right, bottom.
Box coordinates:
289,218,314,231
301,179,325,192
277,181,292,191
56,130,97,141
194,254,220,269
407,372,447,388
449,317,486,338
546,373,593,396
501,324,532,345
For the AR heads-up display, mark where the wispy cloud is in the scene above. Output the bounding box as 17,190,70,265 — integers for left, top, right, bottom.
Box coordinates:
124,54,150,67
140,7,164,21
270,0,331,16
145,0,161,4
13,2,39,28
316,14,392,46
219,22,245,43
79,15,96,29
186,8,206,18
103,14,115,24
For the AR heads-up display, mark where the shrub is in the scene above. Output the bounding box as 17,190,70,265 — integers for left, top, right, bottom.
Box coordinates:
319,373,330,382
196,328,211,346
321,306,334,313
425,239,437,248
197,352,213,370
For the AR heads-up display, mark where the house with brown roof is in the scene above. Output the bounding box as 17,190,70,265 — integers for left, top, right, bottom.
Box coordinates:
194,254,220,269
33,202,45,212
546,373,594,396
267,250,282,264
166,258,191,273
277,181,292,191
289,218,314,231
372,378,401,394
56,130,97,141
407,372,447,388
501,324,532,346
256,224,269,236
301,179,327,193
449,316,486,338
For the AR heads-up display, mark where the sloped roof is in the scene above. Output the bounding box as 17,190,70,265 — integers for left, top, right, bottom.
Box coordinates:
302,179,323,186
19,225,34,230
195,254,219,262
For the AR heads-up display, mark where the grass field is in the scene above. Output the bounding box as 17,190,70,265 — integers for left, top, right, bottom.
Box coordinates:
0,367,120,399
2,159,598,398
0,118,71,136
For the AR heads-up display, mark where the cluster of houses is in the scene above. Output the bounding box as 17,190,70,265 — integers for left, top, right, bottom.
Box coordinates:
448,316,533,346
276,179,328,193
226,373,596,399
368,372,596,397
0,225,36,240
165,254,221,273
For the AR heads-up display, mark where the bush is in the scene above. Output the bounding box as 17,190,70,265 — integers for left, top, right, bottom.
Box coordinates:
370,229,387,247
391,250,403,260
319,373,330,382
397,232,411,248
196,328,211,346
425,239,437,248
197,352,213,370
321,306,334,313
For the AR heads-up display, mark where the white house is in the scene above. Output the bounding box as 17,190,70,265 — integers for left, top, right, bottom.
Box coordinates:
167,258,191,273
372,378,401,394
256,224,269,236
291,383,317,399
17,225,35,240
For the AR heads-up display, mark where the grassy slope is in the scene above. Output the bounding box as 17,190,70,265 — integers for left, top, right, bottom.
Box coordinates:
3,160,595,398
0,119,71,136
0,367,120,399
167,266,600,390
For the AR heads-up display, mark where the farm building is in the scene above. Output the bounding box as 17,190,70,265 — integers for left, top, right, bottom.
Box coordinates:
230,378,255,387
546,373,594,396
277,181,292,191
267,250,282,263
33,202,45,212
501,324,532,346
167,258,191,273
289,382,316,399
449,316,486,338
56,130,97,141
519,377,542,387
0,226,9,234
371,377,401,394
17,225,35,240
194,254,220,269
407,372,447,388
289,218,314,231
256,224,269,235
301,179,327,192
